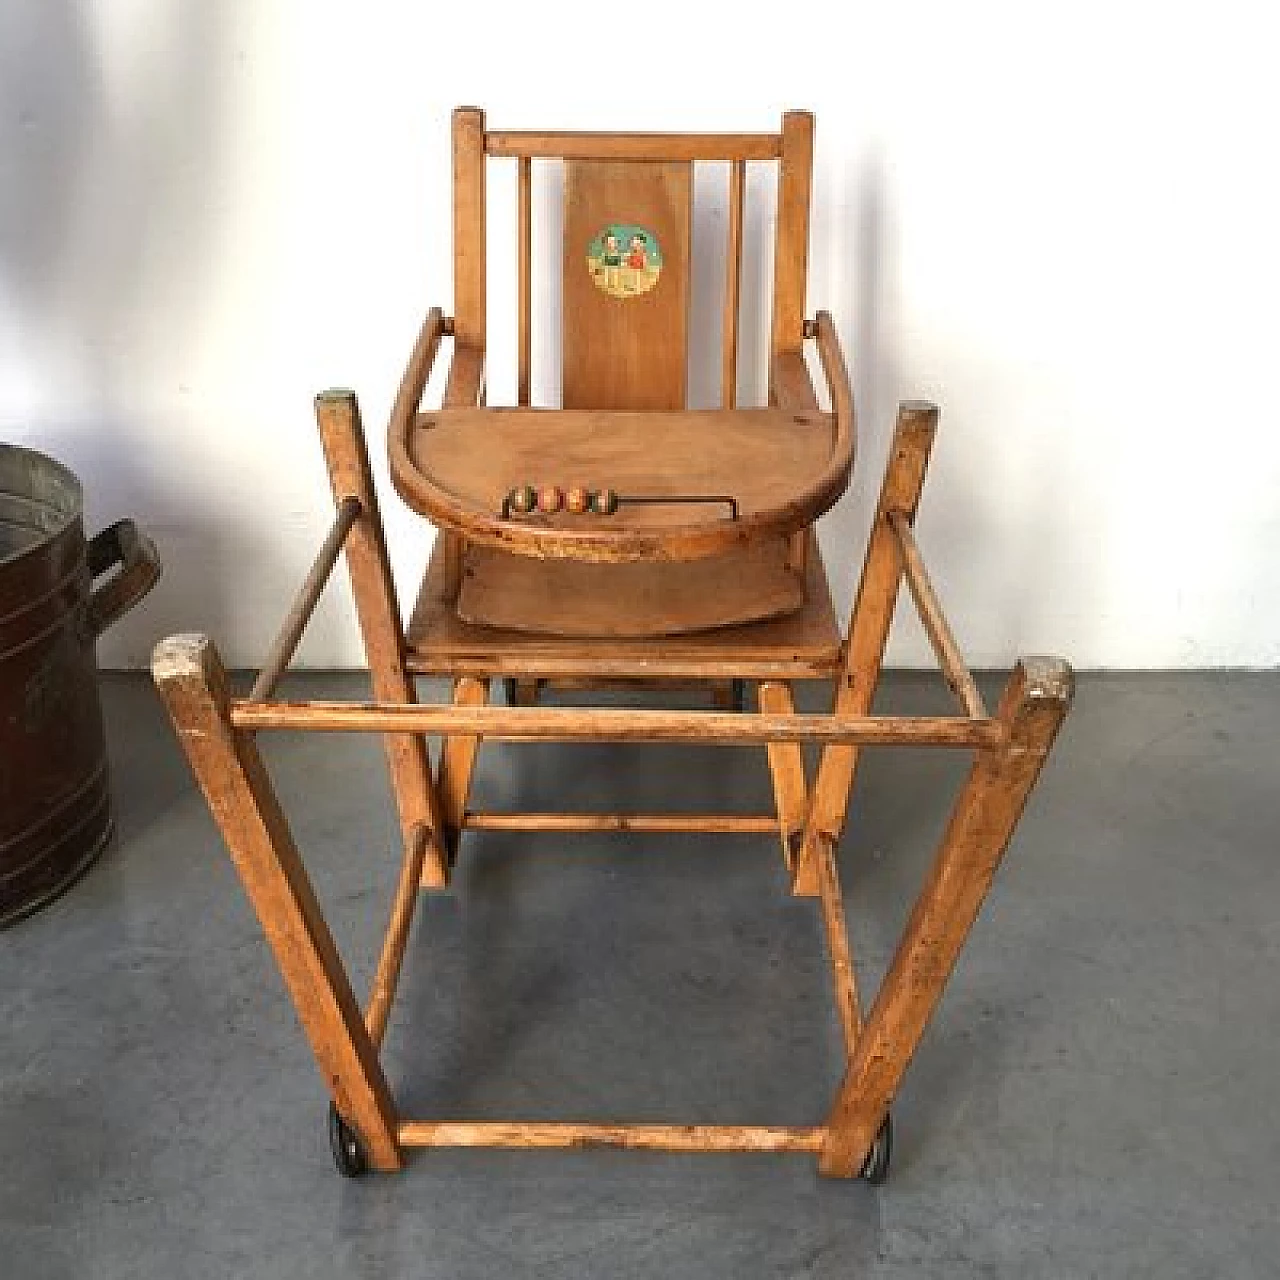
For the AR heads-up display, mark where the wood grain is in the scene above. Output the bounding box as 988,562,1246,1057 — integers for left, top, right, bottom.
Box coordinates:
722,159,745,409
396,404,845,563
249,496,361,703
365,822,430,1048
405,528,844,680
485,132,781,161
517,155,532,406
757,681,808,876
888,510,986,719
152,633,401,1171
771,110,814,366
437,676,488,861
562,160,692,410
819,658,1074,1176
399,1121,821,1152
462,813,778,833
452,107,486,349
230,699,1004,749
455,538,804,636
316,390,449,888
794,402,938,894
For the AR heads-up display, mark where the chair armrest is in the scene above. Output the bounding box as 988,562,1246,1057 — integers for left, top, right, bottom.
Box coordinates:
388,307,449,487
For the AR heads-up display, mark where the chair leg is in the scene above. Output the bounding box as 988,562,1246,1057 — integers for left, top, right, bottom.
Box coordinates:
818,657,1073,1177
152,634,402,1171
795,403,939,896
757,681,809,883
438,676,489,863
313,389,449,889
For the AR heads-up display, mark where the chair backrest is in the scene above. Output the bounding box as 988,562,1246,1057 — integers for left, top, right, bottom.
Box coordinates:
450,107,815,411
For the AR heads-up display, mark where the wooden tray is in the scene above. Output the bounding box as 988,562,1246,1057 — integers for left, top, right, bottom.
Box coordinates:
390,405,850,564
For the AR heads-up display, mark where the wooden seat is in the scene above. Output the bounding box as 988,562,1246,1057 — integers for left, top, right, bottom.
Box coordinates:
406,529,842,672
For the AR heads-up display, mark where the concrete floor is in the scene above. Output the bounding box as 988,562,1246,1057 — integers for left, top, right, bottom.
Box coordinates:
1,671,1277,1278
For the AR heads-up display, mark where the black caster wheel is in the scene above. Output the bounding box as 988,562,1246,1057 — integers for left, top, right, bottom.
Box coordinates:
503,677,519,707
731,678,746,714
860,1113,892,1185
328,1102,368,1178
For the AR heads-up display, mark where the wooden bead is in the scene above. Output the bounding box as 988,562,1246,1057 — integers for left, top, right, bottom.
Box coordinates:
537,485,564,514
565,486,590,514
508,485,536,514
591,488,619,515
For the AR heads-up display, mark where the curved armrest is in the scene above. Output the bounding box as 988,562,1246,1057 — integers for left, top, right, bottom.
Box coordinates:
387,307,449,478
812,311,855,486
769,313,855,500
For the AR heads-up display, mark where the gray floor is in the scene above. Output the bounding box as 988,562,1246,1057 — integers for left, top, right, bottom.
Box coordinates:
2,671,1277,1278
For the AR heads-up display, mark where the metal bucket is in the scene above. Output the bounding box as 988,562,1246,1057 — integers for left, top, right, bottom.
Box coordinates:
0,444,160,926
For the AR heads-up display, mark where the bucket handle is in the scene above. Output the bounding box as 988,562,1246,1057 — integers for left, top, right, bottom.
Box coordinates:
86,520,161,636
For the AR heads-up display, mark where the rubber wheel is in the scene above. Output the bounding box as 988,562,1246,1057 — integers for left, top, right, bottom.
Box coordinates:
731,678,746,714
503,677,519,707
860,1113,892,1185
328,1102,368,1178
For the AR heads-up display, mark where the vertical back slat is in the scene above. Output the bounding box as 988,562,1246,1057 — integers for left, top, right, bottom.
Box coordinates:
721,159,745,409
770,110,814,380
517,156,532,406
452,107,486,350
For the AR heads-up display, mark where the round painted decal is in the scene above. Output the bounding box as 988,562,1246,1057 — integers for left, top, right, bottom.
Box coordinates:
587,224,662,299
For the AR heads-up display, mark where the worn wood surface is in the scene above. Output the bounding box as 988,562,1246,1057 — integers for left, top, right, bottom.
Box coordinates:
517,154,532,406
757,681,808,876
396,404,844,563
819,658,1074,1177
562,160,691,410
316,390,448,888
365,822,430,1048
452,107,486,350
152,634,402,1170
229,698,1003,748
485,131,781,161
462,813,779,833
888,510,986,719
405,528,843,679
437,676,488,861
249,496,361,703
813,833,863,1060
795,402,938,894
456,538,804,636
771,110,814,367
722,159,745,409
398,1121,822,1152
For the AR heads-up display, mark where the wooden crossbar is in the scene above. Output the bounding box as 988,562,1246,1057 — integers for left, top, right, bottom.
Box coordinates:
365,823,431,1048
462,812,778,833
229,700,1005,748
887,509,987,720
485,131,781,161
398,1121,823,1152
249,496,362,702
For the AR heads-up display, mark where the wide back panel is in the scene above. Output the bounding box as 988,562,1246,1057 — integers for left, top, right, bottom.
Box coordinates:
561,160,692,410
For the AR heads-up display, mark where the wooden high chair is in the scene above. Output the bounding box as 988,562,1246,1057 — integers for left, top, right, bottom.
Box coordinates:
153,108,1073,1182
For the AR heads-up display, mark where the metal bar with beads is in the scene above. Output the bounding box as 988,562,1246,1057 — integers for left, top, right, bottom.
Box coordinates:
501,486,739,521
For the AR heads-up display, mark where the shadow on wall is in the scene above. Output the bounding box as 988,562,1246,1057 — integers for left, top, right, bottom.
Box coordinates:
814,146,901,627
0,3,249,666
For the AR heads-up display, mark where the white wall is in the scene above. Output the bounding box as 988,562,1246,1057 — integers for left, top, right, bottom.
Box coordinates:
2,1,1277,669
